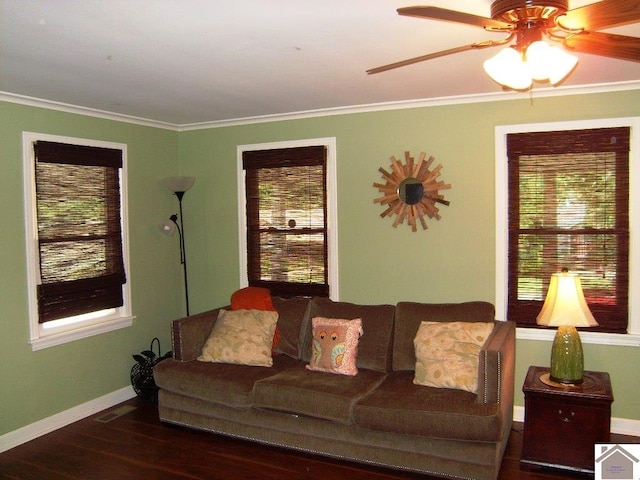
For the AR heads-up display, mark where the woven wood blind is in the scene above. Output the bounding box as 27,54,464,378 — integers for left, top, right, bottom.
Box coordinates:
507,127,630,333
34,141,126,323
243,146,329,298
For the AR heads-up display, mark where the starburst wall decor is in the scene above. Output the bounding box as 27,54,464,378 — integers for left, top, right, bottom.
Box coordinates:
373,151,451,232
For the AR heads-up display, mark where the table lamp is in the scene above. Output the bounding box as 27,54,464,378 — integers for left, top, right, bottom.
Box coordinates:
536,269,598,384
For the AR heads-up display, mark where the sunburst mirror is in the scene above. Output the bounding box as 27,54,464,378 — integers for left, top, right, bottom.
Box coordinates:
373,151,451,232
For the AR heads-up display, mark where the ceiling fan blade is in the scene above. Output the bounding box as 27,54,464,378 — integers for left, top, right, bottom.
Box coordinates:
560,0,640,31
366,39,507,74
564,31,640,62
367,45,476,75
397,6,512,29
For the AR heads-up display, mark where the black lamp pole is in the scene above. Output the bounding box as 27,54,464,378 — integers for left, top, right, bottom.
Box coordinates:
163,176,195,317
171,191,190,316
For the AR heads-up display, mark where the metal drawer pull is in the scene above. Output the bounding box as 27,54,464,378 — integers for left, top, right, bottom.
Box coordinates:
558,409,575,423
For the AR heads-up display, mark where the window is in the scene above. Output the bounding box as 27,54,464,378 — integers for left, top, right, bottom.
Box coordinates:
23,133,132,350
507,127,629,333
238,138,338,299
495,118,640,344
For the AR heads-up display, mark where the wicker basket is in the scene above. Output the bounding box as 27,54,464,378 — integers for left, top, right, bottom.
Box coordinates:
130,337,172,402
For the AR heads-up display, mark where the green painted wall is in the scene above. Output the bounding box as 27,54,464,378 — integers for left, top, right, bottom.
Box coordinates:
0,102,184,435
179,90,640,422
2,89,639,438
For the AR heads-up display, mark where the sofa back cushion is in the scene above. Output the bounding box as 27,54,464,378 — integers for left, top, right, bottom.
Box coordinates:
302,298,395,373
393,301,495,371
271,296,311,359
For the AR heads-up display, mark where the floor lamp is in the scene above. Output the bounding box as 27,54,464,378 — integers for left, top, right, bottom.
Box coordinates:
162,176,195,316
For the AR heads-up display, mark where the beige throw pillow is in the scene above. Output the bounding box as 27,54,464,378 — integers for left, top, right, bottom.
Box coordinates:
198,309,278,367
413,321,494,393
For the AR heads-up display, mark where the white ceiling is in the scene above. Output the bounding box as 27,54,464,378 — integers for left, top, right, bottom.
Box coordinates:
1,0,639,127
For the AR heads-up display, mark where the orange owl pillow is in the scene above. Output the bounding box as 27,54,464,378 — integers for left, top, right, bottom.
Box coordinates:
306,317,363,376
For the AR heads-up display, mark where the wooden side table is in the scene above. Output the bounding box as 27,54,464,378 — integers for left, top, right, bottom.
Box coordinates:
521,365,613,474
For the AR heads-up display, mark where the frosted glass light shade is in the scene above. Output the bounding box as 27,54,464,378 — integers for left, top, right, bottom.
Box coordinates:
160,220,176,236
536,271,598,327
526,41,552,80
546,46,578,85
163,176,195,193
526,41,578,85
483,47,532,90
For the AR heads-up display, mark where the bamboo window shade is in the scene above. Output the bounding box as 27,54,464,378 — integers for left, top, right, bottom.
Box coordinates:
243,146,329,298
507,127,630,333
34,141,126,323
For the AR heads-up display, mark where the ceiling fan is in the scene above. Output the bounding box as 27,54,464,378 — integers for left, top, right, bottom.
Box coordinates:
367,0,640,89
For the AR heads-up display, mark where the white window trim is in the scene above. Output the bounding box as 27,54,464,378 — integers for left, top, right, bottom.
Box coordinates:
22,132,134,351
495,117,640,347
237,137,339,300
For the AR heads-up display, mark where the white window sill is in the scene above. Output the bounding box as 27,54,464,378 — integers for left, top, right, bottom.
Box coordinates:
516,327,640,347
29,316,135,351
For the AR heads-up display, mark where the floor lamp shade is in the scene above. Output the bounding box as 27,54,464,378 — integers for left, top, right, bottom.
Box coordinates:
537,270,598,384
163,176,195,194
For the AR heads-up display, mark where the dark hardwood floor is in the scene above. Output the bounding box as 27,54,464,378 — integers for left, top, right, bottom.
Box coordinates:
1,397,637,480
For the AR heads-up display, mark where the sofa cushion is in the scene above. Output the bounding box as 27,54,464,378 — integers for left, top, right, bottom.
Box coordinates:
252,365,386,424
154,354,301,408
413,321,495,393
303,298,395,373
198,309,278,366
353,371,502,442
306,317,363,376
393,301,496,371
271,296,311,359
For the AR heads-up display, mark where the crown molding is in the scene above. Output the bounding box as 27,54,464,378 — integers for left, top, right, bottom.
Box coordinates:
0,92,180,131
179,80,640,130
3,80,640,132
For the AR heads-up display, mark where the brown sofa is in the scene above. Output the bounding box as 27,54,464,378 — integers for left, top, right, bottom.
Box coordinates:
154,297,515,480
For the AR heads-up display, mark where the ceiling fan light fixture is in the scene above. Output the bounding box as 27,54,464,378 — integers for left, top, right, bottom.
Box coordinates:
484,38,579,90
483,47,532,90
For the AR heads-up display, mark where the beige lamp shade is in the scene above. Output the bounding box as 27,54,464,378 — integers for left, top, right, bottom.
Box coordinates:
536,271,598,327
163,176,195,193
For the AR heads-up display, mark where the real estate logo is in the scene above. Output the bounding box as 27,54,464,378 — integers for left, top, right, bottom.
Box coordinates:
595,444,640,480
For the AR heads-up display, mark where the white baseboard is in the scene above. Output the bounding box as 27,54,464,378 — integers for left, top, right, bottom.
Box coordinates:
2,393,637,454
0,386,136,453
514,406,640,437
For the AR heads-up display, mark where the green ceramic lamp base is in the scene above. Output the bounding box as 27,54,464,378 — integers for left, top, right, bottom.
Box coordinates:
550,325,584,384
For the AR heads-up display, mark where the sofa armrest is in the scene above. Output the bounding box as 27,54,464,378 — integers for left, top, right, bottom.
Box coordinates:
477,320,515,407
171,308,224,361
